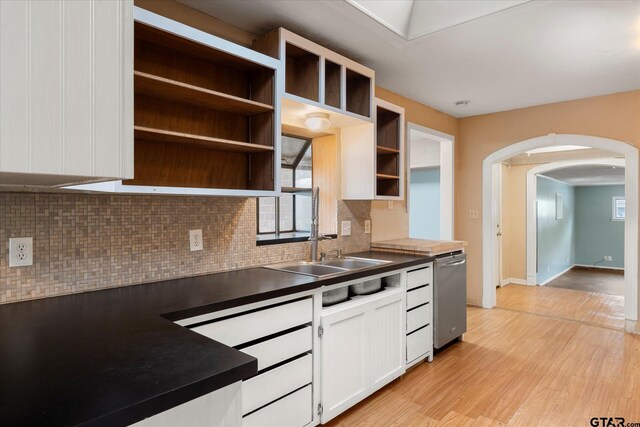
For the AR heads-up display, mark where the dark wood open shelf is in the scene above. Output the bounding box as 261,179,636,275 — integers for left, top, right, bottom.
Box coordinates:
376,106,400,149
134,127,274,153
128,21,277,192
377,152,399,177
285,43,319,101
346,69,371,117
376,145,400,154
376,173,400,180
324,60,341,108
376,177,400,197
134,71,273,115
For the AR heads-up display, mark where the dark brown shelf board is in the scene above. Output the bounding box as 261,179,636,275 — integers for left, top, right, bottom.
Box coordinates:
134,71,273,115
134,126,274,153
376,145,400,154
376,173,400,180
282,187,312,193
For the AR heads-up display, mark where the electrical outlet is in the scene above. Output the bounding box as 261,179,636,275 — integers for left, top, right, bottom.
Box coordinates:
364,220,371,234
9,237,33,267
341,220,352,236
605,256,613,262
387,201,394,210
189,229,203,252
469,210,480,219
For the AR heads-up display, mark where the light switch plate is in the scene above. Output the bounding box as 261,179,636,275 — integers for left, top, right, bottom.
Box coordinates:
189,229,203,252
341,221,352,236
9,237,33,267
387,201,394,209
364,220,371,234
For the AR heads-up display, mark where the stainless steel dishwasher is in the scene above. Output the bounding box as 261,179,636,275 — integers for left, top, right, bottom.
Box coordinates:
434,252,467,349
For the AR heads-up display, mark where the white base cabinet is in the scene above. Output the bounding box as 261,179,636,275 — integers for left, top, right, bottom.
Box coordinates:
319,287,405,423
129,381,241,427
406,264,434,367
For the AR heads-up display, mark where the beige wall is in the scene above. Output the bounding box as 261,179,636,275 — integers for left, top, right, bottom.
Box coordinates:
372,87,459,242
501,163,536,281
458,90,640,305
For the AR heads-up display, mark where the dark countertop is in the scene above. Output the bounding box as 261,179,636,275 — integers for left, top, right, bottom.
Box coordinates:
0,251,432,426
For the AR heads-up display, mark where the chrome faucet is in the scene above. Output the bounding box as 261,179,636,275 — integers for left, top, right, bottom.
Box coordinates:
309,187,321,261
309,187,334,261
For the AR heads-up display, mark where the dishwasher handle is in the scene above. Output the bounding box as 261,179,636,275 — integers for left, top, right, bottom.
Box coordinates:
440,259,466,267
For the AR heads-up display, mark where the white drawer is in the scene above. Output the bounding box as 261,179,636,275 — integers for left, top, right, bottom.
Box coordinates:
243,353,312,415
406,326,431,363
241,326,312,371
406,303,431,334
407,266,431,290
243,384,312,427
406,285,430,309
191,298,312,347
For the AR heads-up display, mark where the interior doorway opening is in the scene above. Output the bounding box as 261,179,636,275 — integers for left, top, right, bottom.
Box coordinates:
407,123,454,240
482,134,638,325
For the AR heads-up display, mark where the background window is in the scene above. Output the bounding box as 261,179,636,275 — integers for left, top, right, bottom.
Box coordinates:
612,196,625,220
258,135,312,235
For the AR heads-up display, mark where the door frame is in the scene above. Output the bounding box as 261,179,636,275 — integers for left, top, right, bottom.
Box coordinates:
482,134,638,322
406,122,455,240
525,157,626,286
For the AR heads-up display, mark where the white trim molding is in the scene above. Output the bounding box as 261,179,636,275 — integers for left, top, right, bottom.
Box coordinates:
482,134,638,322
500,278,528,286
406,122,455,240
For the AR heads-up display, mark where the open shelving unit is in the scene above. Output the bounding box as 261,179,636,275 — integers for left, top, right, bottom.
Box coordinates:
123,16,281,193
253,28,374,122
375,102,403,198
340,98,405,200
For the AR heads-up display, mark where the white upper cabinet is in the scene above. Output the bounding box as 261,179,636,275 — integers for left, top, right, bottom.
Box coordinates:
341,98,405,200
0,0,133,187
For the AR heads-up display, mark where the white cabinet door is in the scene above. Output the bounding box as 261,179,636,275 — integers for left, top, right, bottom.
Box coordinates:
320,303,369,423
0,0,133,187
370,292,405,391
320,287,406,423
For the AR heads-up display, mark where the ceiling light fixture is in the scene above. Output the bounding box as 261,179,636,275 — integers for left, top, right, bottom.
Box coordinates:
304,112,331,132
455,100,471,107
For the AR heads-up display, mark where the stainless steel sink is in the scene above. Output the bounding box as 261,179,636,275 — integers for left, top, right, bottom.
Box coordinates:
321,258,388,270
263,257,390,277
269,262,347,277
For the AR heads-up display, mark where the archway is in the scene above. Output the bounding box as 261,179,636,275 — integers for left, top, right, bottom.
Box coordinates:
482,134,638,322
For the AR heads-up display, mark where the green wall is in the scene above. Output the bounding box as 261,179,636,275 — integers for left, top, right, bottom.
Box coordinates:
575,185,625,269
536,176,575,284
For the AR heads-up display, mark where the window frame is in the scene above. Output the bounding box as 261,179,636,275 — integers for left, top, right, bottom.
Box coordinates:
257,134,313,236
612,196,626,221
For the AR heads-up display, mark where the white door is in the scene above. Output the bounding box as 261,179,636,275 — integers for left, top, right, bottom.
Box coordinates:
492,163,503,287
369,292,405,390
320,304,369,423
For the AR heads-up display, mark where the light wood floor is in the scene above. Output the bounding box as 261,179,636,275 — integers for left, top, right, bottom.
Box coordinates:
546,267,624,296
497,284,625,330
326,292,640,426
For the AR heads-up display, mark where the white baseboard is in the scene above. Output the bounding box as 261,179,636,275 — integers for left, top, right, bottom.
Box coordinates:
573,263,624,271
500,278,527,286
539,265,574,286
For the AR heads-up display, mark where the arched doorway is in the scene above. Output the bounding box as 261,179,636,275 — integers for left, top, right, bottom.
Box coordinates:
482,134,638,322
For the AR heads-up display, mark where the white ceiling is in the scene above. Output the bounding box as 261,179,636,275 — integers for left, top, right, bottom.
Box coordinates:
179,0,640,117
347,0,529,40
540,164,625,186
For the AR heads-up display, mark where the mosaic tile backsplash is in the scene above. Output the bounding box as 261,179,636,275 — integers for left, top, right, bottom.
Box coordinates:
0,193,371,304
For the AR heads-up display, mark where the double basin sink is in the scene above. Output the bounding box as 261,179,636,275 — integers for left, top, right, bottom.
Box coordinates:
264,257,391,306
